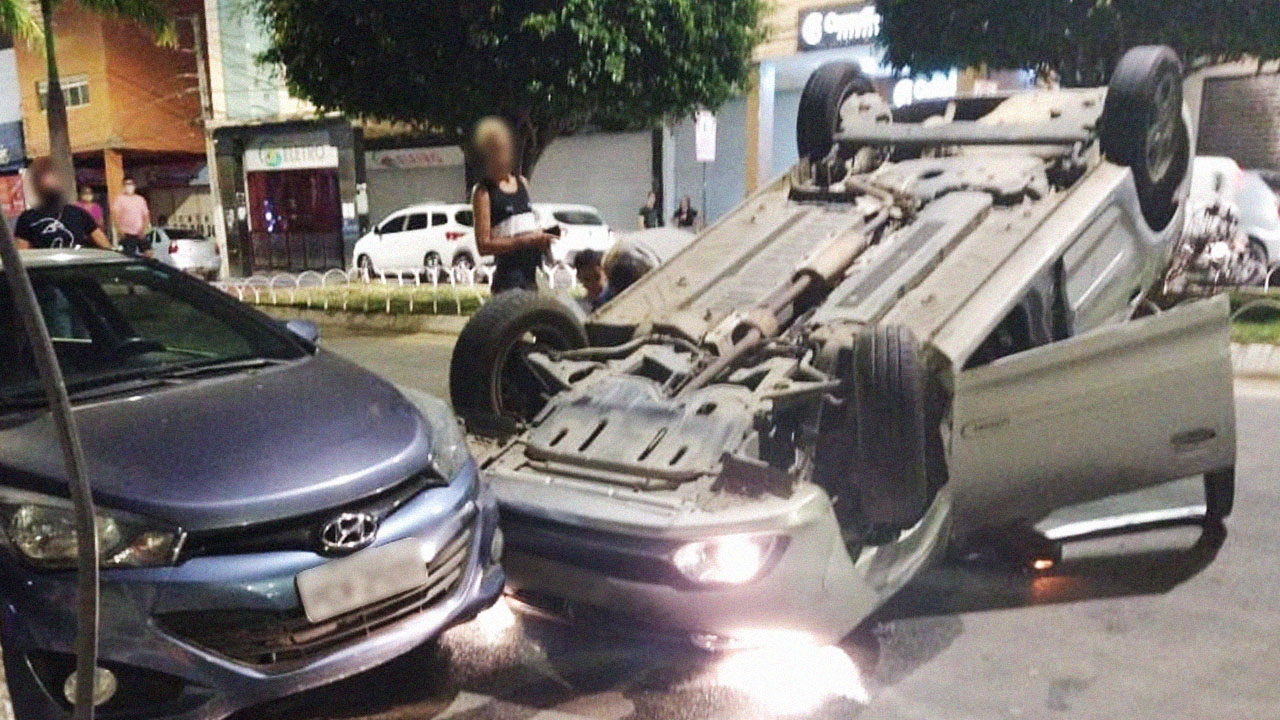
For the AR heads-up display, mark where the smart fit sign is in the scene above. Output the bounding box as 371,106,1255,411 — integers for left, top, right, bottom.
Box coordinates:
797,3,881,51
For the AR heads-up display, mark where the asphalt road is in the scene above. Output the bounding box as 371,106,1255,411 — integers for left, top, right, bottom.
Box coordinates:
250,330,1280,720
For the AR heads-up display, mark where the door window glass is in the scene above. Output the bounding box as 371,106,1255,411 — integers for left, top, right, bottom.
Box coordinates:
378,216,406,234
431,213,448,226
405,214,429,231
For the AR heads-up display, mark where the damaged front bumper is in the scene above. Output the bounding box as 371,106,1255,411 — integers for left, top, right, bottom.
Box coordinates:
488,463,953,647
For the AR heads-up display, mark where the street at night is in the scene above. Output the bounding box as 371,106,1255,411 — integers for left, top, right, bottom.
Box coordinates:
230,330,1280,720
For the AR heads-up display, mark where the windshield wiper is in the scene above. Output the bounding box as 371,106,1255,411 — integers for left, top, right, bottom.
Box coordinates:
159,357,289,379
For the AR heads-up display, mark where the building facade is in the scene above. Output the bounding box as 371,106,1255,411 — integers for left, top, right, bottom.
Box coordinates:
12,0,210,237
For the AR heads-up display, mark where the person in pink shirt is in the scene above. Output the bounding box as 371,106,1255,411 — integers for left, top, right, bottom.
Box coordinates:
74,185,104,227
112,176,152,257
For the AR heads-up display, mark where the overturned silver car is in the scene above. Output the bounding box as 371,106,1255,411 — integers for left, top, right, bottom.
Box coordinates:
451,46,1236,646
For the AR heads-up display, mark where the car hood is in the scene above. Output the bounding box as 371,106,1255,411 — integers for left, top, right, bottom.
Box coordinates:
0,352,437,531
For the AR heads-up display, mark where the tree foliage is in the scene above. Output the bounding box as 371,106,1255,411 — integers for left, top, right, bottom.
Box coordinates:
255,0,765,174
875,0,1280,86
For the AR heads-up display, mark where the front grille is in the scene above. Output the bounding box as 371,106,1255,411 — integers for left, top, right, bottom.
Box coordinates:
502,509,685,586
180,471,443,560
158,524,473,669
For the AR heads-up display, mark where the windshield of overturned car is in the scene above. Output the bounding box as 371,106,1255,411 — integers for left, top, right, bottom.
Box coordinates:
1,263,305,405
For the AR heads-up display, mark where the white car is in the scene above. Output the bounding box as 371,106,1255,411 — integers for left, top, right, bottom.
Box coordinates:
148,227,221,280
533,203,614,265
1190,156,1280,273
353,203,482,277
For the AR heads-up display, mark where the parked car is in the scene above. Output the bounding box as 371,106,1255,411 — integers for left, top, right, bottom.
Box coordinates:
0,250,503,719
148,226,221,281
532,203,614,265
1190,156,1280,280
450,47,1235,648
353,203,483,277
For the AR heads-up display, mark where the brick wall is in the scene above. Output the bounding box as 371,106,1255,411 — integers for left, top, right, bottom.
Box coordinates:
1198,73,1280,170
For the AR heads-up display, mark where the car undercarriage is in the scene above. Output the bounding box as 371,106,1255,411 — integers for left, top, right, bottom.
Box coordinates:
452,46,1237,645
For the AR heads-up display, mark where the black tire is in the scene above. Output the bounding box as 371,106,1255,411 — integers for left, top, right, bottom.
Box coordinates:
797,62,876,161
1204,467,1235,523
357,254,375,276
850,325,934,530
1101,46,1189,230
449,290,587,436
1242,240,1270,286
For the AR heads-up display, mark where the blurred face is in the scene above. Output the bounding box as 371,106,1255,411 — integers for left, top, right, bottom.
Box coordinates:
645,192,656,208
123,180,136,195
35,170,63,202
577,263,607,300
79,187,93,202
481,129,514,179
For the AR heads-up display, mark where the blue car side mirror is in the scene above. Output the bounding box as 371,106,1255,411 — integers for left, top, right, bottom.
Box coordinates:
284,319,320,345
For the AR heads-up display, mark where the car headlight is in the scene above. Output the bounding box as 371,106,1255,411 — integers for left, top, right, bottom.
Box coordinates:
671,534,780,585
402,388,474,481
0,493,182,570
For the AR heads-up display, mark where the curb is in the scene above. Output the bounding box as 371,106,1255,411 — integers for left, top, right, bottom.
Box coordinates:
1232,343,1280,380
256,305,470,336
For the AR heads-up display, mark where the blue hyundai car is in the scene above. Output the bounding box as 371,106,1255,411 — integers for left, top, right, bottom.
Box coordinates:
0,250,503,719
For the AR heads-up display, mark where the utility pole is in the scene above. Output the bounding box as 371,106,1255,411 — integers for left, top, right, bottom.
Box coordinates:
185,14,230,279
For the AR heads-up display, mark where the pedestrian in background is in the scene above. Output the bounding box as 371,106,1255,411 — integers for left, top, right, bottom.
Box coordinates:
14,157,110,250
74,185,104,227
471,117,557,294
637,190,662,229
112,176,152,257
673,195,699,229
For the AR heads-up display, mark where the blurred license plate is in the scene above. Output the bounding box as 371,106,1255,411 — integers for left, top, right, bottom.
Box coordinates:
297,539,429,623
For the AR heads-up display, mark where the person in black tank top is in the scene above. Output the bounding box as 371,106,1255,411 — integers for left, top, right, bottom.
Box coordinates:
471,117,556,294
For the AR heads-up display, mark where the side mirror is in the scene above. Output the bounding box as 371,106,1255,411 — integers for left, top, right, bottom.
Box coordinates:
284,318,320,345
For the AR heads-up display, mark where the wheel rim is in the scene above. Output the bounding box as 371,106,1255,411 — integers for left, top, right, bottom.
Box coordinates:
1145,73,1180,183
454,255,474,270
488,322,575,422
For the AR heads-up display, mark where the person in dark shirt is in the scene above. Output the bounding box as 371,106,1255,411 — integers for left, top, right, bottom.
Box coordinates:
637,191,662,229
672,195,699,229
13,157,111,251
471,117,557,294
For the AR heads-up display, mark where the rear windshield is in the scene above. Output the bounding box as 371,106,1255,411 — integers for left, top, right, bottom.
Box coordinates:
553,210,604,226
162,228,207,240
1,262,305,407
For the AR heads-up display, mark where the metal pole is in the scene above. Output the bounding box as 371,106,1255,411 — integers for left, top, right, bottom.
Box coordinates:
0,229,100,718
700,161,707,228
187,14,230,280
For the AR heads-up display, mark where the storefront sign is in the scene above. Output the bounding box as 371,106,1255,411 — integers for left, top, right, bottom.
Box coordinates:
366,146,464,170
245,133,339,172
695,111,717,163
797,3,881,51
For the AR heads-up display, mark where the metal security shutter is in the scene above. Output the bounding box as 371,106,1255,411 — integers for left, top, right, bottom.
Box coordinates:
365,166,466,224
532,131,653,230
1198,74,1280,170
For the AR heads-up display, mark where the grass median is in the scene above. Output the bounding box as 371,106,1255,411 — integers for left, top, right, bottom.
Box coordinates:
239,285,490,316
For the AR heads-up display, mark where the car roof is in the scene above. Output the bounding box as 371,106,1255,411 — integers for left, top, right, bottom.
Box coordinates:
0,248,132,271
390,203,470,215
534,203,602,214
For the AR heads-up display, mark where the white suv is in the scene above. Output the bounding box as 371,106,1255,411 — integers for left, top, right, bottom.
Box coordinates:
533,203,614,265
353,203,482,277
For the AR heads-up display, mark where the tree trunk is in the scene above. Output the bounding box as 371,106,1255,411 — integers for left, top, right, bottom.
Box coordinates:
41,0,76,194
510,115,557,179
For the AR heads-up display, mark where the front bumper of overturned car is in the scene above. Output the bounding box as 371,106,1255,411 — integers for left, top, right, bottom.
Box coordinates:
0,472,504,720
489,469,953,647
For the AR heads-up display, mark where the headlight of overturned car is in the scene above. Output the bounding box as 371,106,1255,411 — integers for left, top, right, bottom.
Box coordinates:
672,534,782,585
0,491,182,570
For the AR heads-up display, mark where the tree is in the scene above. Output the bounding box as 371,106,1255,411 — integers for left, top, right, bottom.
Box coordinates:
875,0,1280,86
1,0,171,191
255,0,766,175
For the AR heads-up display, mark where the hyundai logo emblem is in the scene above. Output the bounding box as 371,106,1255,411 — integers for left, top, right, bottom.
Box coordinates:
318,512,379,555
